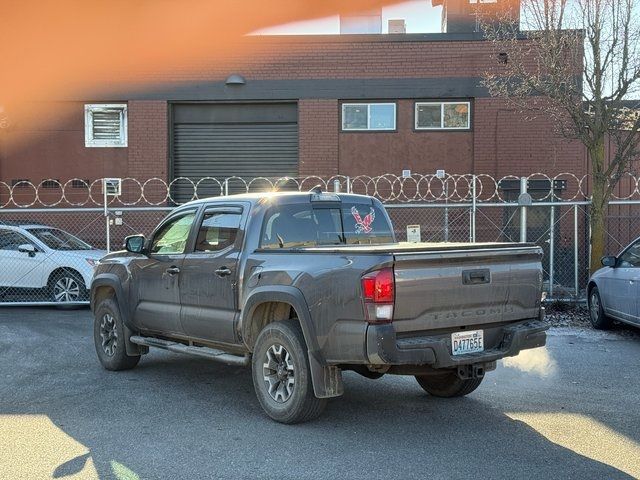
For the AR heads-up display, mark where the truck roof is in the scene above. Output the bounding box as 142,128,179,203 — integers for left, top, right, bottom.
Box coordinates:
179,190,376,207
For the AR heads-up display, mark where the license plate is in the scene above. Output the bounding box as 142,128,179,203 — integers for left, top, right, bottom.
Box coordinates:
451,330,484,356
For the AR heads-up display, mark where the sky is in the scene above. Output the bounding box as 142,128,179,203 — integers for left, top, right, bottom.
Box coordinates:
253,0,443,35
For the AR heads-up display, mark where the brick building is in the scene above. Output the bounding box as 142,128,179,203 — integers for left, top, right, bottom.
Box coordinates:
0,0,587,201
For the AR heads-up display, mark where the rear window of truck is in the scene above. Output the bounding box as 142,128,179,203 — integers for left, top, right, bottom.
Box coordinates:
260,202,394,249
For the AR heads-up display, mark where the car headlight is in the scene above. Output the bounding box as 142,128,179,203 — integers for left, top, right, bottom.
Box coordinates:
85,258,98,268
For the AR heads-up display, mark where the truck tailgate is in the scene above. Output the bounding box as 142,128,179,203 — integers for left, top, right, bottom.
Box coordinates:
392,245,542,333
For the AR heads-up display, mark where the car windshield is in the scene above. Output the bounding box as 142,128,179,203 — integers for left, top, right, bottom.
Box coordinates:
27,228,93,251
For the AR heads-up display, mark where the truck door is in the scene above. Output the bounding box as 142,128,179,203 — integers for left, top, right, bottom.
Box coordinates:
132,209,197,335
180,206,244,344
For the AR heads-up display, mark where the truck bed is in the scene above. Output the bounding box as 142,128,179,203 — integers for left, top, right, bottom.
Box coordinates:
267,241,543,334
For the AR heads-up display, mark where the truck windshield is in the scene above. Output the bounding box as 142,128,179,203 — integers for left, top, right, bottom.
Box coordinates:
261,202,394,249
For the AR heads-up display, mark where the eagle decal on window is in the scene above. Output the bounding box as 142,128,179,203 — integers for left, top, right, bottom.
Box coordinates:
351,206,375,234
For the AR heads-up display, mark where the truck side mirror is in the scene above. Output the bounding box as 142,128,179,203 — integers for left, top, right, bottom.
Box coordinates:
124,235,146,254
18,244,36,257
601,256,616,267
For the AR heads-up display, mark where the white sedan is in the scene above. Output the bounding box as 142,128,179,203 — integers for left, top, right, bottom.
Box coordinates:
588,237,640,329
0,224,105,303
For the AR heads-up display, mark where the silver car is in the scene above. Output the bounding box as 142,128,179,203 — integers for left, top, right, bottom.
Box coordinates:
588,238,640,329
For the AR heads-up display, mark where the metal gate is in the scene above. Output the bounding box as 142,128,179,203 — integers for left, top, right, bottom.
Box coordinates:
171,103,298,202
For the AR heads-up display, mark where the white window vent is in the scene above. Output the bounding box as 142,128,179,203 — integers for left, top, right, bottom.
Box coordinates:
85,104,127,147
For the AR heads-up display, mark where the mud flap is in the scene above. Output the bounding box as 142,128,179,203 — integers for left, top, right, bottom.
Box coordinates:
308,350,343,398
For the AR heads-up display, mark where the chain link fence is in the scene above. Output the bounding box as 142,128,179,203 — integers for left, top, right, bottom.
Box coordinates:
1,173,639,305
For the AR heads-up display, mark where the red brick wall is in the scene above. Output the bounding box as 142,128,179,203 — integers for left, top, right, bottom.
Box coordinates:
0,100,169,186
127,36,538,83
338,100,473,177
298,99,339,176
474,98,585,178
127,100,168,180
0,101,129,185
0,36,585,187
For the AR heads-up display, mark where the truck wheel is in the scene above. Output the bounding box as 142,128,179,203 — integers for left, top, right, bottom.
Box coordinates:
415,372,483,398
252,320,327,424
588,287,612,330
93,296,140,371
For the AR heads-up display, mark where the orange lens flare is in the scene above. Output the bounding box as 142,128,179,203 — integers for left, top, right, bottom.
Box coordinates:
0,0,400,147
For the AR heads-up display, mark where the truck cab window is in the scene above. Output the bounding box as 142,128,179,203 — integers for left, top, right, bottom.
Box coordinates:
261,204,343,249
260,202,393,249
195,212,241,252
150,212,196,254
341,203,394,245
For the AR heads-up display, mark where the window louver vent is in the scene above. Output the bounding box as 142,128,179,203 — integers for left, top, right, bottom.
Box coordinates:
85,104,127,147
92,110,122,140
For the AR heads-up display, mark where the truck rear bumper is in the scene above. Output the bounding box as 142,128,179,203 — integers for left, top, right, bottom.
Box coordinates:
365,319,548,368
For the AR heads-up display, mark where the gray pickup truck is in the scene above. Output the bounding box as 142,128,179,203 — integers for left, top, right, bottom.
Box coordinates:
91,190,546,423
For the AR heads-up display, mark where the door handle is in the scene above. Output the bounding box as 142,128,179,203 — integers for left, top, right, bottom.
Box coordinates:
462,269,491,285
215,266,232,277
165,266,180,275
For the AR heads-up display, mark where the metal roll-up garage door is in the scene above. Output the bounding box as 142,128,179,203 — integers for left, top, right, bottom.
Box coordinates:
171,103,298,202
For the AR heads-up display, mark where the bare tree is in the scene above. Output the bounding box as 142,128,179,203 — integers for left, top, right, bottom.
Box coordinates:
481,0,640,274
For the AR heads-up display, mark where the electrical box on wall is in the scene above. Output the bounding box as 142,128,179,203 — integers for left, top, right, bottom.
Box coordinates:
104,178,122,196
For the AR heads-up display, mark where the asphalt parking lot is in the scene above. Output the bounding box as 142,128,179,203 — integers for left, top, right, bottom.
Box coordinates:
0,308,639,480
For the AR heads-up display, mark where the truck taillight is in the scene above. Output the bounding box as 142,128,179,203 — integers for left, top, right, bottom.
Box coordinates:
361,267,394,323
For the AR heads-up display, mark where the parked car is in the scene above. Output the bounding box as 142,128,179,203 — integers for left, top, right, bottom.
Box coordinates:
588,237,640,329
0,224,105,302
90,191,547,423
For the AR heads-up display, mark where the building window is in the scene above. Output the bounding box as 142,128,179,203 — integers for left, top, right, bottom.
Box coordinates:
41,179,61,189
84,104,127,147
415,102,471,130
11,179,30,188
342,103,396,131
71,179,91,189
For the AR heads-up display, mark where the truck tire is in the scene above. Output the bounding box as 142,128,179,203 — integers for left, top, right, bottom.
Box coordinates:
93,296,140,371
415,372,483,398
588,287,612,330
252,319,327,424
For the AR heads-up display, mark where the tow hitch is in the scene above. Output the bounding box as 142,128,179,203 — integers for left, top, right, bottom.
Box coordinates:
456,364,489,380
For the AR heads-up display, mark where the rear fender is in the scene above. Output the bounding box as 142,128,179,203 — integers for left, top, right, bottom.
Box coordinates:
241,286,343,398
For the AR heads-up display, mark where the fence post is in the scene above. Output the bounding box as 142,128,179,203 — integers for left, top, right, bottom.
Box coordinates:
549,203,555,299
224,179,229,196
574,203,579,297
444,182,449,242
102,178,110,253
587,205,592,274
519,177,528,243
346,176,351,194
471,175,477,243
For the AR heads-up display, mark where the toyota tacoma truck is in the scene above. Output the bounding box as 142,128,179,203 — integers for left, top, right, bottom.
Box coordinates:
90,190,546,423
